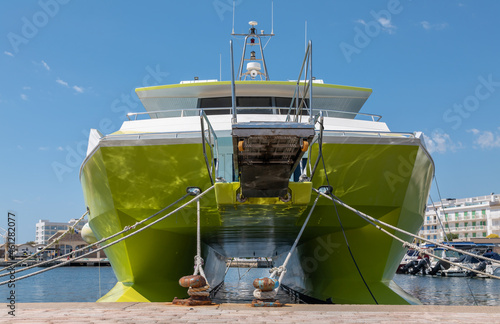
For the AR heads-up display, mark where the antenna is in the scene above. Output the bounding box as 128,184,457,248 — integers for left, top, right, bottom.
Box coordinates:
305,20,307,52
271,0,274,35
232,0,235,34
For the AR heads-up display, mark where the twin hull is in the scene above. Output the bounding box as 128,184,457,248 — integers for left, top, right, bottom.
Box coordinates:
80,134,433,304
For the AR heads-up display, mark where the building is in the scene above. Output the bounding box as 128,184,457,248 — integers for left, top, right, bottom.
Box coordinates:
0,243,45,260
35,219,87,245
47,231,104,259
420,193,500,242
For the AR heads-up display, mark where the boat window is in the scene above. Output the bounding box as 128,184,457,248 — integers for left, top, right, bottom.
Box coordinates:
237,97,272,114
198,97,232,115
197,96,310,115
277,97,310,115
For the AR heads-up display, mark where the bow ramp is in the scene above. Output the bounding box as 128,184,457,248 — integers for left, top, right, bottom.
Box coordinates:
232,121,315,199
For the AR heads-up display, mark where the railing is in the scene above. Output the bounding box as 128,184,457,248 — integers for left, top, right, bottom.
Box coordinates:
126,107,383,122
451,225,486,232
200,110,219,184
322,130,415,138
286,40,313,123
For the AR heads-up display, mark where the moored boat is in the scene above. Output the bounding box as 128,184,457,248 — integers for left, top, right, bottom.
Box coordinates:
79,20,434,304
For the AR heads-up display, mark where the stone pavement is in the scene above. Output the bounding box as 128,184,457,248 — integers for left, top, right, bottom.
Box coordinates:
5,303,500,323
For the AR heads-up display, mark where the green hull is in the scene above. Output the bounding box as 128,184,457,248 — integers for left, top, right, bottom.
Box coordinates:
80,137,433,304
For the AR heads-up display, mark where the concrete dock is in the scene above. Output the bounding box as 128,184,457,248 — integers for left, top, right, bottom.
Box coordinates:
6,303,500,323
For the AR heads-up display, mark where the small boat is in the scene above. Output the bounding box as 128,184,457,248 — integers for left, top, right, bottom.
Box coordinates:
441,254,482,277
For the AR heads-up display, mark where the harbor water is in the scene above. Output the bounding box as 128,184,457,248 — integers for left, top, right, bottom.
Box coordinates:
2,267,500,305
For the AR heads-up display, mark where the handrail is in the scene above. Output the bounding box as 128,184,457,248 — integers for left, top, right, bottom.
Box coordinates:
230,40,237,124
322,130,415,138
200,110,220,183
105,129,416,140
126,108,382,121
286,40,313,123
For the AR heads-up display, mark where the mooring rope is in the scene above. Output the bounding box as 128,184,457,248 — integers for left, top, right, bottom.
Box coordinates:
0,209,89,274
259,193,321,300
0,186,214,286
313,188,500,280
0,191,193,279
192,196,209,292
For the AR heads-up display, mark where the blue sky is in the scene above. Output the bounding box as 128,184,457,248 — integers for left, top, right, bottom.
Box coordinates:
1,0,499,243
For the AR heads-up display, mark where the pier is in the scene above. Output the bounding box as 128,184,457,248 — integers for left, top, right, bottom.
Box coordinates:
10,303,500,323
226,258,274,268
0,258,110,268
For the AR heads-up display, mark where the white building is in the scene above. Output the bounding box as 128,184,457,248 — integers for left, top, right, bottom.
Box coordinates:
420,193,500,242
35,219,87,245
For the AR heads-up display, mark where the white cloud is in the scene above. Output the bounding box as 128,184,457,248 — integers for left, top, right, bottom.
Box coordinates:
38,146,49,151
423,130,463,154
356,18,396,34
42,60,50,71
20,94,28,101
56,78,69,87
57,146,64,151
468,128,500,149
4,51,14,57
420,21,431,30
23,86,31,90
377,18,396,34
73,85,84,93
420,21,448,31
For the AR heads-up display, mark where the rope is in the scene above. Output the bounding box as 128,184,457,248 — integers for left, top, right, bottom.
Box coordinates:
0,192,193,279
0,186,214,286
314,188,500,280
259,193,321,300
189,197,210,295
0,209,89,273
188,285,210,297
314,188,500,266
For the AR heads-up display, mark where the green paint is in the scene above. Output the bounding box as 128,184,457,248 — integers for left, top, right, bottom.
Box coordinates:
81,139,433,304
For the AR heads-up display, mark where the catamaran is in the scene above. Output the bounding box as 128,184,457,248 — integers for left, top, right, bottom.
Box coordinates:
80,21,434,304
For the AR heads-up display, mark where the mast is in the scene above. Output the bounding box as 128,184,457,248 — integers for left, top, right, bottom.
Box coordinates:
232,21,274,81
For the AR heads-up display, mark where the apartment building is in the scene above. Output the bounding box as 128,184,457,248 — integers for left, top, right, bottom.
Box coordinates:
35,219,87,245
420,193,500,242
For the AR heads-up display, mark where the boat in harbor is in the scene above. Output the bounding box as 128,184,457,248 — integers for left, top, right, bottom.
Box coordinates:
79,21,434,304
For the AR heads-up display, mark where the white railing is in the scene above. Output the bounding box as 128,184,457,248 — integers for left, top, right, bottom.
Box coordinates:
126,107,384,121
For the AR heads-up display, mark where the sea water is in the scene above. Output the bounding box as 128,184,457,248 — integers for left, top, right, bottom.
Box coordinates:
2,266,500,305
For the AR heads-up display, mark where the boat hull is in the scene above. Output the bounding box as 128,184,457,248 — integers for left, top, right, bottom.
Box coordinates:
80,135,433,304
